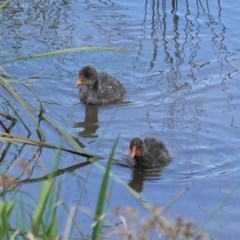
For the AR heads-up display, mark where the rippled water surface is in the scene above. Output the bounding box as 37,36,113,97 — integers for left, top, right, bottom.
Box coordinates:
1,0,240,238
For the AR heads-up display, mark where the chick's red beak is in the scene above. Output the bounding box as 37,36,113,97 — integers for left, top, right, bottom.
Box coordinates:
75,76,84,88
130,146,137,158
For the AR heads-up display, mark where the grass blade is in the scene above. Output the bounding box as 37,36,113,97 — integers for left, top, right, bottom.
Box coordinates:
92,136,119,240
0,0,10,10
0,201,14,238
2,47,126,63
1,77,45,139
0,132,95,159
32,180,54,236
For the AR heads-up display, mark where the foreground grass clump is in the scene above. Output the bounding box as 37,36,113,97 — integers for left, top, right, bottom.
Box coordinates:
0,177,208,240
0,201,14,239
106,206,208,240
0,179,58,239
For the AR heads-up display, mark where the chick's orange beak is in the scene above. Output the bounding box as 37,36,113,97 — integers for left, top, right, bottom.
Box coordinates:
75,76,84,88
130,146,137,158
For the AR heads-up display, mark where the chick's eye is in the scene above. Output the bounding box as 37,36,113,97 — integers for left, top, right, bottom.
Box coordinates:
85,72,91,78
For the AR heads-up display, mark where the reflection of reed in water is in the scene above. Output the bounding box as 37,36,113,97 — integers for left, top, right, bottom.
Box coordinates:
73,105,99,138
141,0,225,71
140,0,232,135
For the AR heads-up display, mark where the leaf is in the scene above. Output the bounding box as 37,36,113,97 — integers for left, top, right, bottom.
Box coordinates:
92,136,119,240
2,47,126,63
32,180,53,234
0,132,95,159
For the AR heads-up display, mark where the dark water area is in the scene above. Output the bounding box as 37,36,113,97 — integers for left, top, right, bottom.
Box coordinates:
1,0,240,238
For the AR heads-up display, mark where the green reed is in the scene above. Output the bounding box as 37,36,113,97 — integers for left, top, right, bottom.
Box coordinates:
0,201,14,239
0,0,10,10
2,47,126,64
92,137,119,240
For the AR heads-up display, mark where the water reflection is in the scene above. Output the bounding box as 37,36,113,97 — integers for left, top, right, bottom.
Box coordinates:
73,105,99,138
18,159,93,185
0,157,93,197
142,0,227,71
128,167,163,192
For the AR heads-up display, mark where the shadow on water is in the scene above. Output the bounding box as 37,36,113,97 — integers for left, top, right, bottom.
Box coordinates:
128,167,165,193
73,105,99,138
18,159,93,185
0,155,93,195
114,154,170,193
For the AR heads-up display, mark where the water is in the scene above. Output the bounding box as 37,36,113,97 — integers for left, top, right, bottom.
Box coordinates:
1,0,240,238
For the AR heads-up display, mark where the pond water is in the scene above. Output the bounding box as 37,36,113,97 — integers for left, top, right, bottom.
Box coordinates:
1,0,240,238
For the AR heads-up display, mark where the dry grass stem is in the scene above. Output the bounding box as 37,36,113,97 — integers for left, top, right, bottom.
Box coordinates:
0,174,19,189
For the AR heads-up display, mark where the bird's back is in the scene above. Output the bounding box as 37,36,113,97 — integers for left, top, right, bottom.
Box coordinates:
143,137,170,167
79,71,125,105
97,72,126,100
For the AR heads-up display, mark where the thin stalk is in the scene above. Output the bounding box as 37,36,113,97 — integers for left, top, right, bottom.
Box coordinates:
1,79,45,139
2,47,126,64
0,0,10,10
92,137,119,240
0,132,95,159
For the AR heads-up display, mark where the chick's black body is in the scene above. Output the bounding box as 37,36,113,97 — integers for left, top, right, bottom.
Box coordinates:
129,137,171,169
75,65,126,105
